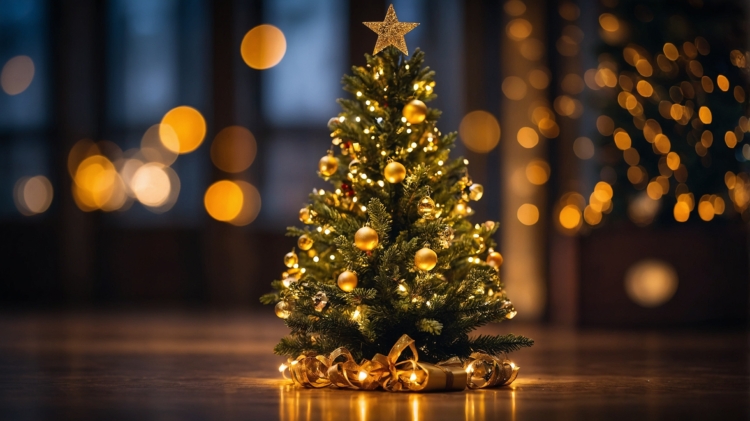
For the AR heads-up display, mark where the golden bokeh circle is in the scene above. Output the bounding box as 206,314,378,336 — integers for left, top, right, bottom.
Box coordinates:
205,180,244,222
211,126,257,173
459,111,501,153
160,106,207,154
241,24,287,70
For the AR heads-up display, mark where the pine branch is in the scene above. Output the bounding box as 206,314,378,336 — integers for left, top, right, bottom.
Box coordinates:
469,334,535,354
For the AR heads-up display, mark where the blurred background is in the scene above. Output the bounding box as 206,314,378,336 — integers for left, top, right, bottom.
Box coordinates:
0,0,747,328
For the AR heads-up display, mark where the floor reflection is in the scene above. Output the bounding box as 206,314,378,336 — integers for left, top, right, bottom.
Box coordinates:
278,384,516,421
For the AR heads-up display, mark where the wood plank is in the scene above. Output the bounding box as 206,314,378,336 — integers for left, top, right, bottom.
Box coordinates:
0,313,746,420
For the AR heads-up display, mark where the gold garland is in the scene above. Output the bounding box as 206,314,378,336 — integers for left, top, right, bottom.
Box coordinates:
279,334,519,392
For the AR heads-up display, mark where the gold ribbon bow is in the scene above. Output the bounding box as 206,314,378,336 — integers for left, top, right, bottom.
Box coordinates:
280,334,519,392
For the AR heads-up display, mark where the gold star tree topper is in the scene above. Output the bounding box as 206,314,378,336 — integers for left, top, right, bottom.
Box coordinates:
363,4,419,56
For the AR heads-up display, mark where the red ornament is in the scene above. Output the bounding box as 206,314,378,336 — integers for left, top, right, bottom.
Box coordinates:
341,183,354,197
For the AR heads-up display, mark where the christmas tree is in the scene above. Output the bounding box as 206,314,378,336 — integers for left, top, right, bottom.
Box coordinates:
261,6,532,365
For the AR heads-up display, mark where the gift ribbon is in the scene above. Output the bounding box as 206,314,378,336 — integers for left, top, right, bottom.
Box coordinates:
280,334,519,392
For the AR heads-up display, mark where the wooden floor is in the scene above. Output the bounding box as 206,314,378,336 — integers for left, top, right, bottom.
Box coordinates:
0,312,747,420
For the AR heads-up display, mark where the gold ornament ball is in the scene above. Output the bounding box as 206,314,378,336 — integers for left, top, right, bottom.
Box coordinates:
417,196,436,219
298,234,314,251
337,270,358,292
487,251,504,268
275,301,291,319
384,161,407,183
354,226,379,251
348,159,362,174
319,154,338,177
469,184,484,201
283,250,298,268
415,247,438,271
402,99,427,124
299,207,312,224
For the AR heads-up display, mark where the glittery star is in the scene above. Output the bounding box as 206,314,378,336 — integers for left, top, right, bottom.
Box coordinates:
363,4,419,56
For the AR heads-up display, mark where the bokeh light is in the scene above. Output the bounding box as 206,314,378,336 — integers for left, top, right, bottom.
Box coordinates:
517,127,539,148
525,160,550,185
506,18,532,41
210,126,257,173
559,204,582,230
160,106,207,154
131,163,173,208
240,24,287,70
459,111,501,153
625,259,678,308
230,181,262,226
14,176,53,216
1,55,34,95
517,203,539,226
573,137,595,159
205,180,244,222
73,155,122,211
502,76,527,100
141,124,179,166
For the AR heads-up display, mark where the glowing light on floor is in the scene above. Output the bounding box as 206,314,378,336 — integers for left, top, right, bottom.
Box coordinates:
625,259,678,307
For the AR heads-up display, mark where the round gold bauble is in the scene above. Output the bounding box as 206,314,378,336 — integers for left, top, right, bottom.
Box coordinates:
337,270,358,292
415,247,438,271
487,251,504,268
354,226,379,251
283,250,298,268
348,159,362,174
319,154,338,177
299,207,313,224
469,184,484,201
417,196,436,219
275,301,291,319
402,99,427,124
297,234,314,251
384,161,407,183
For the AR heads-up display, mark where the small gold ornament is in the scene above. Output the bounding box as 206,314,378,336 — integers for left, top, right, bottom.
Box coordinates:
402,99,427,124
282,276,297,288
417,196,436,219
415,246,438,271
337,270,359,292
299,207,313,224
487,249,504,268
501,301,517,319
319,153,338,177
384,161,407,183
469,184,484,201
298,234,314,251
275,301,291,319
348,159,362,174
363,4,419,56
283,250,298,268
313,291,328,312
354,226,379,251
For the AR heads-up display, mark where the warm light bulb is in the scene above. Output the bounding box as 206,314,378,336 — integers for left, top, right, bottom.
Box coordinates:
279,363,288,372
358,371,368,381
409,372,417,382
